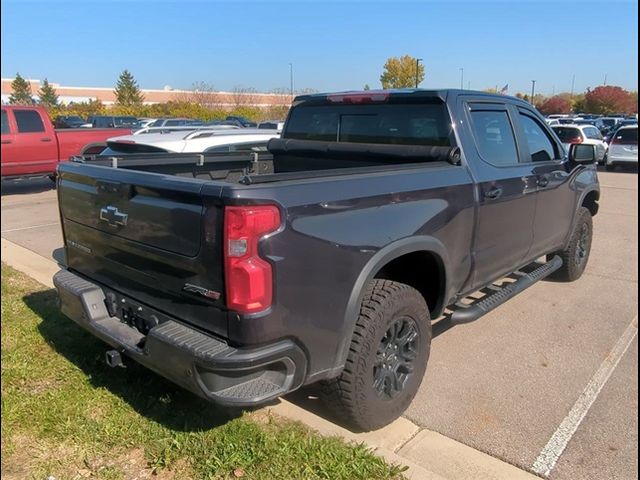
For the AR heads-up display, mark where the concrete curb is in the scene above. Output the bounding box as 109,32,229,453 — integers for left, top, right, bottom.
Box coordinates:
1,236,540,480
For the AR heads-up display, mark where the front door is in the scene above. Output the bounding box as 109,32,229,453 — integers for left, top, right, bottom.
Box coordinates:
2,108,57,177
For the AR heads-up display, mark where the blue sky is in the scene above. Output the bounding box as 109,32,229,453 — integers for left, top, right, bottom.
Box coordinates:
1,0,638,95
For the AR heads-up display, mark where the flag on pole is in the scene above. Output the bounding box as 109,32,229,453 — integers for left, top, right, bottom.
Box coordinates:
499,84,509,94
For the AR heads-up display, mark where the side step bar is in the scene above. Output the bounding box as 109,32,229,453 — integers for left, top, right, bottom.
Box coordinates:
450,256,563,325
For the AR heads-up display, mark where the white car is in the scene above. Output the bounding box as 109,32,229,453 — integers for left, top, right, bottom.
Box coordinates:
102,128,280,155
551,124,608,164
605,125,638,171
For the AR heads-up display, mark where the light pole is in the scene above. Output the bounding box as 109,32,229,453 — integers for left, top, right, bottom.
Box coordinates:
570,74,575,97
289,63,294,99
415,58,422,88
531,80,536,106
460,68,464,90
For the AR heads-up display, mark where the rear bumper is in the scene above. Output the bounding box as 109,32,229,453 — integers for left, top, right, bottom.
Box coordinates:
606,156,638,165
53,269,307,407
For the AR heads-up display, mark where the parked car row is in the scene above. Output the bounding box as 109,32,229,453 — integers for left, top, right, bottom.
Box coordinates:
1,104,286,180
545,114,637,137
1,106,131,179
50,114,282,132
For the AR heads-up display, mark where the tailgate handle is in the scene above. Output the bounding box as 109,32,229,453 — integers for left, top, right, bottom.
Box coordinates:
99,205,128,227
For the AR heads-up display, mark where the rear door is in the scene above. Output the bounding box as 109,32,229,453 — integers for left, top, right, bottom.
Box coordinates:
1,108,58,176
57,162,228,336
461,99,538,289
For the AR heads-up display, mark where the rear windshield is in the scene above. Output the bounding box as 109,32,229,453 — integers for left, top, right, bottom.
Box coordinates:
613,128,638,145
552,127,582,142
285,103,452,146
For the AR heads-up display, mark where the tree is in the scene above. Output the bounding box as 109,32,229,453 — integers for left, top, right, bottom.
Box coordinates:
538,95,572,115
9,73,33,105
37,78,59,108
380,55,425,89
185,81,221,108
114,70,144,107
232,86,258,108
363,84,371,91
583,85,636,115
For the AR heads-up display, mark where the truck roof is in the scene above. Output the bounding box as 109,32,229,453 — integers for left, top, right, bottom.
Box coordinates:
293,88,531,107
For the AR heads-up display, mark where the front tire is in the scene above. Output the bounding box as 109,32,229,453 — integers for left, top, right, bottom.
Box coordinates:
548,207,593,282
322,280,431,431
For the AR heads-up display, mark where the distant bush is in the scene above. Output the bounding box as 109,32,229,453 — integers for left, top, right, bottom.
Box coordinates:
44,100,290,123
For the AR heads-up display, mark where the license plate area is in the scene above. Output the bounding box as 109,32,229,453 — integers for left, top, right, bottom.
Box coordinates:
103,288,168,336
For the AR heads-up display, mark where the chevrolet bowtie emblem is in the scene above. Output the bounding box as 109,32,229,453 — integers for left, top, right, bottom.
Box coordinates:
99,205,128,227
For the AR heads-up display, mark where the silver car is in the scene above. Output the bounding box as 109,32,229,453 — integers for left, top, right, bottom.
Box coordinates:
605,125,638,171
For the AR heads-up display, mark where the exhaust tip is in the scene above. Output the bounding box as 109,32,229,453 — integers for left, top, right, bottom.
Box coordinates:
105,349,125,368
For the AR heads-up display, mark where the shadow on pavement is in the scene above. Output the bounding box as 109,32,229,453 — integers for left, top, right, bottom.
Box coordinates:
21,260,563,435
24,288,242,433
52,247,65,265
1,177,55,196
597,164,638,174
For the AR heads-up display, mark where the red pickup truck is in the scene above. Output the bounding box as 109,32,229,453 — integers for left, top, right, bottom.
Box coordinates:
1,105,131,180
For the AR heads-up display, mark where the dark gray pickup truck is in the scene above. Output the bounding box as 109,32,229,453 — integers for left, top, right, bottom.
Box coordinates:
54,89,600,431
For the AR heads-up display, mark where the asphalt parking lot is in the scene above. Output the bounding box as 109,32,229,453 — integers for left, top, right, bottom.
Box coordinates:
1,168,637,480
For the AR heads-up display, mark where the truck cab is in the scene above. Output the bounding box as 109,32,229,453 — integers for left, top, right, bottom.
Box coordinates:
1,106,59,178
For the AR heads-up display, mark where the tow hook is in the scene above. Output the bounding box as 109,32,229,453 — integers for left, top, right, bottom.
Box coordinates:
105,349,125,368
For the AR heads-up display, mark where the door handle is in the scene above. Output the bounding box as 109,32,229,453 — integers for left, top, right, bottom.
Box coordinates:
537,175,550,187
484,187,503,200
1,140,11,144
40,138,53,142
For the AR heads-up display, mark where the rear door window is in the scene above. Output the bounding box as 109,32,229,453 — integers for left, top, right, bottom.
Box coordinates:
469,110,519,166
584,127,602,140
552,127,583,143
14,110,45,133
1,110,9,134
614,128,638,145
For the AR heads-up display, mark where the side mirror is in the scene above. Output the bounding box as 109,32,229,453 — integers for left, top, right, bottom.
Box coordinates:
569,143,597,164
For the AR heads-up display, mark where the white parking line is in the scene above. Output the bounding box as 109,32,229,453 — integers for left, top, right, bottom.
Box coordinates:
1,223,59,233
532,315,638,477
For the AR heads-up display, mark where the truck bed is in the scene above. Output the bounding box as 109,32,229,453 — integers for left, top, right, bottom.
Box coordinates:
75,139,459,184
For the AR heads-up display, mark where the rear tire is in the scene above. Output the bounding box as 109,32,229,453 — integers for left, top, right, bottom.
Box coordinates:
321,280,431,431
548,207,593,282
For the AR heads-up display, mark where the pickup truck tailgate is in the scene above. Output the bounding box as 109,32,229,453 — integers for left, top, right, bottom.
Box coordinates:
57,162,228,337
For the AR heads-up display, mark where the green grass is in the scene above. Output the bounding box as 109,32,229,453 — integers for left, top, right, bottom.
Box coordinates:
1,264,406,480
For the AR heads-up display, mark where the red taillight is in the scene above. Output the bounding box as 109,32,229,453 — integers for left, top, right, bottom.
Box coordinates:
326,92,390,104
224,205,280,314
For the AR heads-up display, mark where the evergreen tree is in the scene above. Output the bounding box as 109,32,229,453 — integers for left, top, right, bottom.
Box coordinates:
9,73,33,105
114,70,144,107
38,78,59,108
